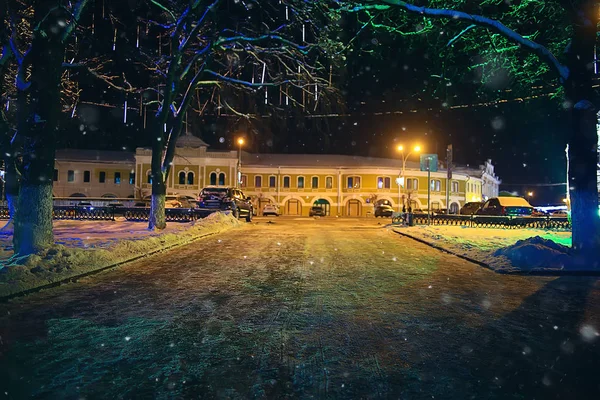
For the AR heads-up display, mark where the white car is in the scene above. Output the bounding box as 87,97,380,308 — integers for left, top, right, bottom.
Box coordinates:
262,204,279,216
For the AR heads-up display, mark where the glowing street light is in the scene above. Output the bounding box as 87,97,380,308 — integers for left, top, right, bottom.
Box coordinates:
396,144,422,212
527,191,533,197
237,138,245,187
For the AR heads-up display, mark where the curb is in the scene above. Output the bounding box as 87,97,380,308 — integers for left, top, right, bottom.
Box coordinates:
0,227,231,302
392,229,600,277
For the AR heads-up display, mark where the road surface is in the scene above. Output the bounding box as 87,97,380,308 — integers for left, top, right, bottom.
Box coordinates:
1,217,599,399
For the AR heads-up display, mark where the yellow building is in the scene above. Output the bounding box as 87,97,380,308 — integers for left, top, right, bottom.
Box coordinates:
53,134,501,215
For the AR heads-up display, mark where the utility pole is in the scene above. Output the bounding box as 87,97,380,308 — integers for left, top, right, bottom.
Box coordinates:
427,156,431,225
446,144,453,214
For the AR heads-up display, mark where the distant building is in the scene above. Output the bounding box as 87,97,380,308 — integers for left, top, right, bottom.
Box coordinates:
52,133,501,216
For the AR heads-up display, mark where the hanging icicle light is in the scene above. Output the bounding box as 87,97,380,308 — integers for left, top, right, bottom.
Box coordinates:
264,88,268,105
71,102,78,118
5,99,9,111
136,25,140,48
314,84,318,102
113,28,117,51
285,6,289,20
261,62,266,83
123,99,128,123
302,24,305,43
285,87,289,106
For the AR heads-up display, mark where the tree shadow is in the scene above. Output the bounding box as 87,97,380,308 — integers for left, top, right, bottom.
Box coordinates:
460,276,600,399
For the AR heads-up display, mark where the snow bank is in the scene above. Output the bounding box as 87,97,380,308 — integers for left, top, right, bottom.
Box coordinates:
0,213,240,298
392,225,599,274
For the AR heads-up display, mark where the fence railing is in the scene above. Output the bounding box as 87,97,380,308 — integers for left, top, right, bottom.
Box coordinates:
403,213,571,230
0,206,217,222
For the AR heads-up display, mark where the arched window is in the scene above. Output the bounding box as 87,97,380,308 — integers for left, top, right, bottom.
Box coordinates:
187,172,194,185
178,171,186,185
210,172,217,185
283,176,291,188
298,176,305,188
218,172,225,186
146,171,152,184
255,175,262,188
311,176,319,189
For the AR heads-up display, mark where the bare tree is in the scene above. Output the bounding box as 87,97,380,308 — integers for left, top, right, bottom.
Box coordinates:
344,0,599,254
140,0,340,229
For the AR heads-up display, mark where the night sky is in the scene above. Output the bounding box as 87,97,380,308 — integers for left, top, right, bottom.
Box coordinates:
57,2,572,206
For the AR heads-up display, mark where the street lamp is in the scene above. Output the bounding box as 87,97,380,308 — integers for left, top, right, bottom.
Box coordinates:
237,138,244,187
396,144,421,212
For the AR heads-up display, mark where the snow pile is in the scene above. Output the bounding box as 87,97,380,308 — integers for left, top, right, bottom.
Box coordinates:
0,212,240,298
490,236,572,272
392,225,600,274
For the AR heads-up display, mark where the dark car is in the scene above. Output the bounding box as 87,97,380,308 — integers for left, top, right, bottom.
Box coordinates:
374,204,394,217
460,202,483,215
475,196,533,216
309,206,326,217
198,186,253,222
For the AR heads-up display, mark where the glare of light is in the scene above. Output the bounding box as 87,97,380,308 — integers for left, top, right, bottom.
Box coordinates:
414,145,422,152
237,138,244,146
528,191,533,197
563,198,568,203
397,145,404,152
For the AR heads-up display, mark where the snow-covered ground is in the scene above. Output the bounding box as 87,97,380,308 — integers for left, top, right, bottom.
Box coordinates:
393,225,598,273
0,213,240,298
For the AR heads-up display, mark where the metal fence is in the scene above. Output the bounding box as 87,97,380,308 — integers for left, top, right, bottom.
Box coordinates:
404,213,571,230
0,206,217,222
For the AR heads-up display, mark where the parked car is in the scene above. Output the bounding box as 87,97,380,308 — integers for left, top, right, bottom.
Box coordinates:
475,196,533,216
374,204,394,217
551,210,568,217
197,186,253,222
309,206,326,217
460,202,484,215
262,204,279,216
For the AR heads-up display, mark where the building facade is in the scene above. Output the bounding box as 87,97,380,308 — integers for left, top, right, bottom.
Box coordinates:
53,134,501,216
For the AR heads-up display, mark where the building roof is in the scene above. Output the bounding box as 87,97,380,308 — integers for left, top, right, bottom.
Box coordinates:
241,153,421,170
176,133,209,148
56,149,135,164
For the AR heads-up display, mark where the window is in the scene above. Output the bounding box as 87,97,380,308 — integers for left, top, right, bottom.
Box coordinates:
114,172,121,184
311,176,319,189
179,171,186,185
187,172,194,185
452,181,459,193
53,169,58,182
218,173,225,186
67,170,75,182
269,176,276,188
377,176,391,189
99,171,106,183
240,175,248,188
430,179,441,192
255,175,262,188
83,170,90,183
283,176,290,188
326,176,333,189
406,178,418,190
129,172,135,185
347,176,361,189
210,172,217,185
298,176,305,188
147,171,152,184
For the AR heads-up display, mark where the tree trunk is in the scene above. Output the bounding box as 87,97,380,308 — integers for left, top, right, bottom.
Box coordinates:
13,1,66,255
149,191,166,230
13,183,53,254
148,123,167,230
563,0,600,254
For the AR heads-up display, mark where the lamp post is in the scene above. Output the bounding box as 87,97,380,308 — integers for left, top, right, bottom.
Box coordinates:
396,144,421,212
426,155,432,225
237,138,244,187
527,191,533,204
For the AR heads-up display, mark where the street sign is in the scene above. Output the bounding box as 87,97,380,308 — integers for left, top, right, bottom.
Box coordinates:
420,154,438,172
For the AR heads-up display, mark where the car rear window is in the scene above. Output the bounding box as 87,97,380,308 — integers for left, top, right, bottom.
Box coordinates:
202,188,229,195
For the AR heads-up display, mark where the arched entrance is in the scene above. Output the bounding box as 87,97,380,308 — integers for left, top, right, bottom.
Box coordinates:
313,199,330,216
285,199,302,216
347,199,362,217
449,202,460,214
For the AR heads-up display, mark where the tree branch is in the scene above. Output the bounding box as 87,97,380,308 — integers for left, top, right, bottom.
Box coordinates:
362,0,569,81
